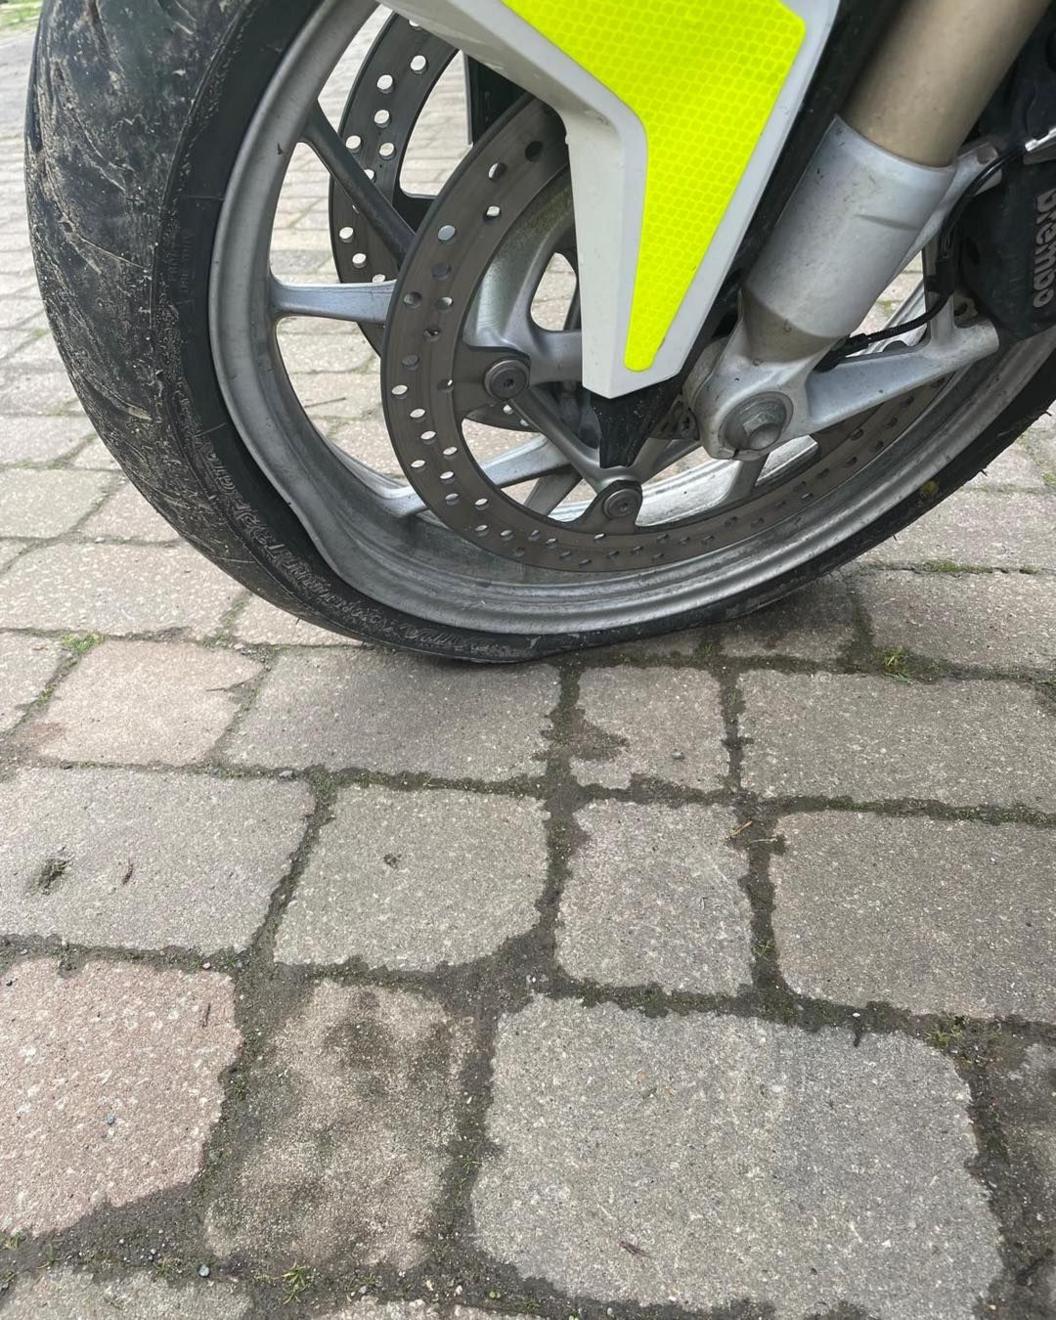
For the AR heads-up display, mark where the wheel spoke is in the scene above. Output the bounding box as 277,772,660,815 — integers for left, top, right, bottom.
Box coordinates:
478,434,571,488
723,455,766,503
302,103,415,262
345,434,571,520
270,274,395,324
524,468,581,514
512,388,603,486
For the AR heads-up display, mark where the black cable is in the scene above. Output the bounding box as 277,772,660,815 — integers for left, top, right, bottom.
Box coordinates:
817,143,1024,370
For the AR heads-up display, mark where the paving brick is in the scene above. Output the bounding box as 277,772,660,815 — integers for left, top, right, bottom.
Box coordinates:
330,413,403,474
0,631,63,731
558,802,751,994
0,468,108,537
0,767,310,953
0,539,24,573
967,443,1047,491
862,492,1056,570
277,785,545,969
0,328,34,359
860,570,1056,669
323,1305,514,1320
720,576,857,662
0,298,41,330
572,667,726,790
227,650,558,778
773,812,1056,1019
1025,411,1056,476
79,481,180,542
5,333,65,373
610,629,705,659
0,274,37,300
206,982,469,1269
0,959,239,1233
0,369,80,413
2,1269,250,1319
295,368,381,420
475,999,998,1317
989,1044,1056,1310
0,543,243,636
276,327,374,375
0,414,92,463
21,640,261,764
70,436,121,470
741,672,1056,809
232,594,358,646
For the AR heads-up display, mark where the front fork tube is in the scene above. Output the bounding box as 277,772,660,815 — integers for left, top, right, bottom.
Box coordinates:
692,0,1050,459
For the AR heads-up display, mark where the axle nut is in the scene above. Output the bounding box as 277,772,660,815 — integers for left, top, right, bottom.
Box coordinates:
723,394,792,454
484,359,530,401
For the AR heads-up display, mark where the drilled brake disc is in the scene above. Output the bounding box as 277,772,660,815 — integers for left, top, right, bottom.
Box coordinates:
330,15,456,346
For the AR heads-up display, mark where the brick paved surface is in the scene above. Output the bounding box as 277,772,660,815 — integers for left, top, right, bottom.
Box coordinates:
2,21,1056,1320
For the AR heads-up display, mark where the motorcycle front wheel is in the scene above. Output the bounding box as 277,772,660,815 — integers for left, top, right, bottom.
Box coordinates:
25,0,1056,661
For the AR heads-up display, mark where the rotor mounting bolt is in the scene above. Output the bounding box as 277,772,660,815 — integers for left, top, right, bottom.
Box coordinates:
484,359,530,401
723,394,792,454
601,486,643,522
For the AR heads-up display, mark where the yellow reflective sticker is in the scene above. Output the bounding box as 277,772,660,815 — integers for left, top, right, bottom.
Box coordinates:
501,0,805,371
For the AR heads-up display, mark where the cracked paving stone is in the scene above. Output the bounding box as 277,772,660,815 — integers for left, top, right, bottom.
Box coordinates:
0,467,109,537
227,649,559,778
741,672,1056,809
0,631,63,732
18,639,262,765
989,1043,1056,1311
773,812,1056,1019
475,999,999,1319
0,543,243,636
719,576,857,662
859,570,1056,670
0,959,239,1234
571,668,726,790
861,492,1056,570
1,1268,250,1319
277,785,547,970
0,767,311,953
206,982,470,1269
558,802,751,994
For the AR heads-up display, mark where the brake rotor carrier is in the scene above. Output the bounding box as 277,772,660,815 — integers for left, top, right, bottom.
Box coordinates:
379,100,744,572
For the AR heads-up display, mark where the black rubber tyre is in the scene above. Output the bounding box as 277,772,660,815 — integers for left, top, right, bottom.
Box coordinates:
24,0,1056,662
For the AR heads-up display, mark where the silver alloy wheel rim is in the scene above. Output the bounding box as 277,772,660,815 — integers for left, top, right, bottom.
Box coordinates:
210,0,1055,635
